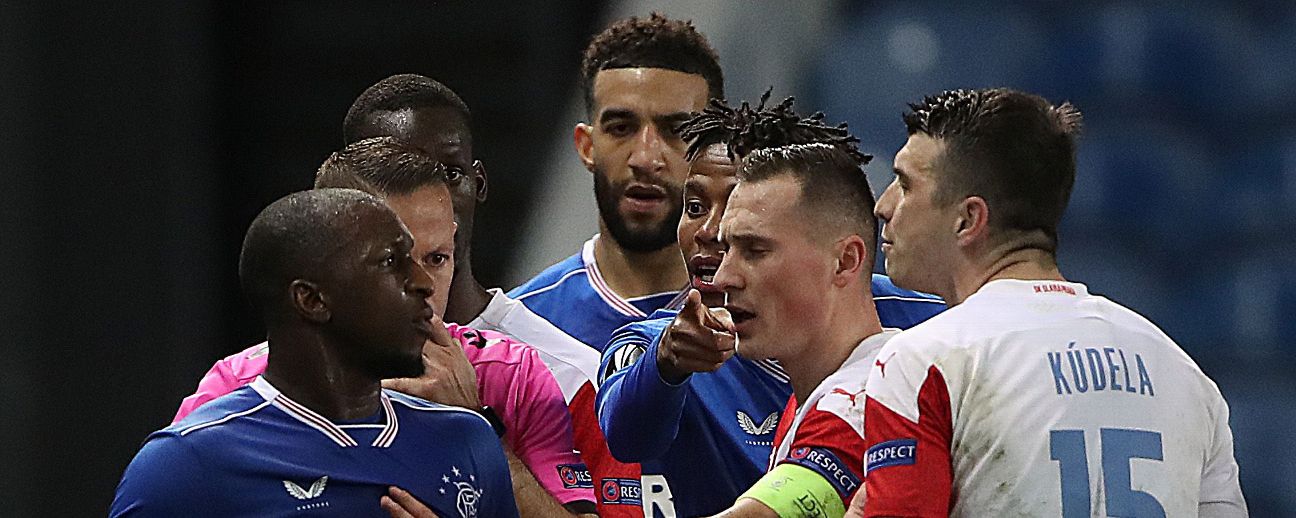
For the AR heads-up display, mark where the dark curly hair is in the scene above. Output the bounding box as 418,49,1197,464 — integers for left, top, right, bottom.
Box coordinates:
678,89,869,164
681,91,878,257
580,13,723,116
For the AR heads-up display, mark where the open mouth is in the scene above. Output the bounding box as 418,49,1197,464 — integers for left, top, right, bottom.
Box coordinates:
726,306,756,326
689,255,722,290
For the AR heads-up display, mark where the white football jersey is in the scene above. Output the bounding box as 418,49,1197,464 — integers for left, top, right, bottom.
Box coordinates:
862,279,1246,518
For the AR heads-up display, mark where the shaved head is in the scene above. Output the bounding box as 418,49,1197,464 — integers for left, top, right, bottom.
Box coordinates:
239,188,397,324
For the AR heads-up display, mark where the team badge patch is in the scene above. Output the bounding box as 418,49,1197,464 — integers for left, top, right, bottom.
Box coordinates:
783,446,861,498
556,463,593,489
599,478,642,506
865,438,917,473
599,343,646,384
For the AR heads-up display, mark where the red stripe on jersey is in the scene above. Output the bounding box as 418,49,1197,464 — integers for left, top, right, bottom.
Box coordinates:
778,398,868,503
768,395,799,470
568,381,643,517
863,365,953,517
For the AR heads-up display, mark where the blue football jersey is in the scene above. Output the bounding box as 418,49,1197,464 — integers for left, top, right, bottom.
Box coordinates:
509,237,683,353
110,377,518,518
595,274,944,517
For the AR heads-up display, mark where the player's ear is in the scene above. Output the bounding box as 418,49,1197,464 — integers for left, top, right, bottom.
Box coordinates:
833,235,868,287
955,195,990,246
574,123,595,173
290,279,331,324
472,160,488,203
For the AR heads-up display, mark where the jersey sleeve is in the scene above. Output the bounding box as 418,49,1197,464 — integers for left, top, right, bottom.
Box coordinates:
861,340,954,518
502,343,594,505
109,436,213,517
774,401,867,508
1198,391,1248,517
595,317,690,462
172,357,241,423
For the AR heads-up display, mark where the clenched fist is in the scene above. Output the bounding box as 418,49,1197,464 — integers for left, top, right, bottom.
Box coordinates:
657,289,737,383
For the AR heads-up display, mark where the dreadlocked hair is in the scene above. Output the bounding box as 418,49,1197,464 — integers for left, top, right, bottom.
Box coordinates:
678,89,870,166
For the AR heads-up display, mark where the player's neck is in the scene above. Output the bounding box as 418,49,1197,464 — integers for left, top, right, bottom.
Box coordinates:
593,233,687,299
784,295,883,405
263,331,382,422
443,265,491,325
952,248,1063,305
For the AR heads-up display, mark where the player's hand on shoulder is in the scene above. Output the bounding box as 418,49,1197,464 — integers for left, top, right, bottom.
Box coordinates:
382,316,481,409
657,289,737,382
381,487,439,518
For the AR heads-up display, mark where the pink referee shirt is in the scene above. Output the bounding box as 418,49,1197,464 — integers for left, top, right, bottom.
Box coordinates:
172,323,592,506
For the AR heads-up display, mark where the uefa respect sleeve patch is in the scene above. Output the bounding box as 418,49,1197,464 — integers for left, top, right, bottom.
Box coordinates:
599,478,642,506
556,463,593,489
865,438,917,473
782,446,862,499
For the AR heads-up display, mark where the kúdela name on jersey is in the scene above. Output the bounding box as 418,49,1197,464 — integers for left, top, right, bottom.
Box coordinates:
1048,342,1154,396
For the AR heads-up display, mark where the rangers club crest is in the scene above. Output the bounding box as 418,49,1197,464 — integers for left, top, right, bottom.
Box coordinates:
439,466,483,518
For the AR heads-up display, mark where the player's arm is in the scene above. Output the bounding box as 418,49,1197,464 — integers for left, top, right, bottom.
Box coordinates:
109,437,213,517
505,448,598,517
597,291,735,461
595,321,689,461
709,463,852,518
861,343,954,518
505,346,598,516
1199,392,1248,517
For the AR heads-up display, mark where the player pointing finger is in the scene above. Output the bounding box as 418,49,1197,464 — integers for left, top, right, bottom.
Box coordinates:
657,289,736,381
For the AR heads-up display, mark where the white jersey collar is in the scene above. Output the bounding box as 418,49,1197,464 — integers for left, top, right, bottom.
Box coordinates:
971,279,1090,301
250,376,399,448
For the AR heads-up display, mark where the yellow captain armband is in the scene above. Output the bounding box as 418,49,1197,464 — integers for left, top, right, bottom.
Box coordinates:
738,463,847,518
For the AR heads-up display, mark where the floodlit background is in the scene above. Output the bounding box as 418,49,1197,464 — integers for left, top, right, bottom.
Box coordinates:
2,1,1292,514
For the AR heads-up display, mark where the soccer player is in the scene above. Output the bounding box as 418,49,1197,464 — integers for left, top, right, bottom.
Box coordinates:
340,74,602,516
860,88,1247,517
507,14,723,515
172,137,594,516
111,189,517,517
509,13,724,352
597,95,944,517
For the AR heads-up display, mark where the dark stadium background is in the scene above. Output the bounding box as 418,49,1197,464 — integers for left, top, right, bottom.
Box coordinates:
2,2,1293,515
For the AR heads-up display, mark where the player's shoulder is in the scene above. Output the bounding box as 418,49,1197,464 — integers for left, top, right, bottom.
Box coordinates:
813,331,897,418
870,274,943,303
213,341,271,380
598,313,675,385
163,385,273,440
449,323,533,366
385,390,493,427
608,310,676,349
508,251,586,300
882,306,968,357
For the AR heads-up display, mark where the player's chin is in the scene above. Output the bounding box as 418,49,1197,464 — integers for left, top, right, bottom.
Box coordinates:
734,333,771,360
381,351,427,380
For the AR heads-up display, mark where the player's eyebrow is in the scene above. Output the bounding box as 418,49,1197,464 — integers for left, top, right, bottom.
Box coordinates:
654,112,693,131
598,108,637,124
722,230,772,249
